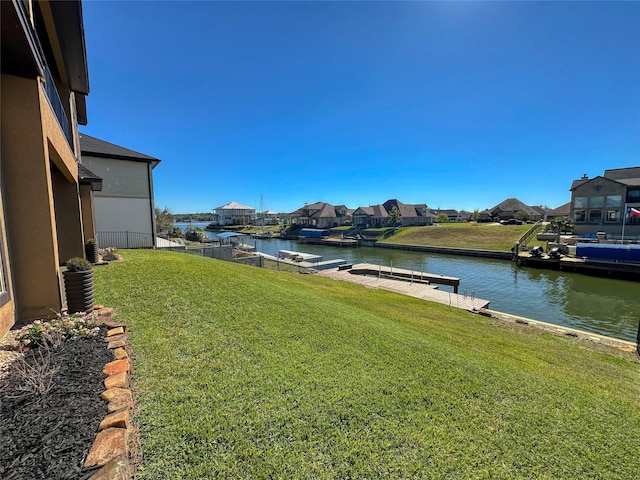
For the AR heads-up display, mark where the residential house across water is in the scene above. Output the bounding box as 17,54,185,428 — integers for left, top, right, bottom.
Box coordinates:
213,202,256,226
570,167,640,239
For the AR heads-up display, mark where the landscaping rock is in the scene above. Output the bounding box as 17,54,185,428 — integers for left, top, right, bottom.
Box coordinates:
107,326,125,337
101,387,134,412
107,339,126,349
84,427,127,468
98,409,129,431
89,454,130,480
104,371,128,389
103,359,130,375
113,347,128,359
104,333,127,344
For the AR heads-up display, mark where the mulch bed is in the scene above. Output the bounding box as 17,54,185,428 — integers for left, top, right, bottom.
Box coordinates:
0,328,112,479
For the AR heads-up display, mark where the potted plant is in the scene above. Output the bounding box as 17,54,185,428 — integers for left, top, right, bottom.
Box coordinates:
85,238,99,264
63,257,94,314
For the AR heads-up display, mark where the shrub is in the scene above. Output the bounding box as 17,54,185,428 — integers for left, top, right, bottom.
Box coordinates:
66,257,92,272
99,247,122,262
185,225,207,242
15,312,100,349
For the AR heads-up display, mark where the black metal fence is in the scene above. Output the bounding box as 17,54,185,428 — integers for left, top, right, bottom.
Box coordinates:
97,231,154,249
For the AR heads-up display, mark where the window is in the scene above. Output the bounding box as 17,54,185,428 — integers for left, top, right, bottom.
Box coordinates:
588,210,602,223
574,209,586,222
606,195,621,207
627,188,640,204
574,197,587,208
606,209,620,222
589,196,603,208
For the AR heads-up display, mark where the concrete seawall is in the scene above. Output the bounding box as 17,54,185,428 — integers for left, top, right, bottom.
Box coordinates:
373,242,513,260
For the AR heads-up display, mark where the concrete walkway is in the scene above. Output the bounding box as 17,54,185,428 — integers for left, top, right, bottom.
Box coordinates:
317,267,490,311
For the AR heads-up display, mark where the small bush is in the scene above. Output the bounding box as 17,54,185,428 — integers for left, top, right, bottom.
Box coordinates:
15,312,100,349
66,257,92,272
185,225,207,242
12,346,60,396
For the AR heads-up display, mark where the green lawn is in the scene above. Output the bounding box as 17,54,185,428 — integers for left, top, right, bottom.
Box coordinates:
381,223,544,251
95,250,640,479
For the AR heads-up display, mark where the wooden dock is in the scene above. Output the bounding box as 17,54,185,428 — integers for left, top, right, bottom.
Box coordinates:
350,263,461,292
317,265,490,311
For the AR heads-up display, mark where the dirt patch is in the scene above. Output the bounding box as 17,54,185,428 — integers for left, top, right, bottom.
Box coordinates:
0,329,112,479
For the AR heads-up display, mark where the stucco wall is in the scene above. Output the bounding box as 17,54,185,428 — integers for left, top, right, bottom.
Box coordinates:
1,74,87,321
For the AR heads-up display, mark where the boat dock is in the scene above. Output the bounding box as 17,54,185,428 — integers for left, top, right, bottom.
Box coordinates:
298,237,359,247
317,264,490,311
350,263,461,293
268,250,348,271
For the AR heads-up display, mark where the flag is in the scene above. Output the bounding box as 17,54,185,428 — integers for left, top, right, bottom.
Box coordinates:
627,206,640,218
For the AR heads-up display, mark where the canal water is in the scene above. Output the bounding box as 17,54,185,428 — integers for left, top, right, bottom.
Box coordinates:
177,224,639,342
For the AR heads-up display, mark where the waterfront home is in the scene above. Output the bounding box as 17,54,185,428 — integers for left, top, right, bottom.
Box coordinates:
434,209,461,222
1,0,95,335
213,202,256,226
289,202,352,228
80,134,161,249
489,198,543,222
546,202,571,221
570,167,640,238
352,199,433,227
257,210,279,226
383,199,433,226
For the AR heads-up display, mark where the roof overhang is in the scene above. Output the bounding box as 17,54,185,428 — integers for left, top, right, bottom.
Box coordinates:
48,0,89,95
78,163,103,192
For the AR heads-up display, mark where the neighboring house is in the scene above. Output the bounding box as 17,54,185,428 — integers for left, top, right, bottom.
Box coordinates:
256,210,279,226
80,134,161,248
489,198,543,222
383,199,433,226
434,209,460,222
289,202,351,228
213,202,256,226
546,202,571,221
352,199,432,227
459,210,473,222
1,0,96,335
570,167,640,238
352,204,389,227
477,210,493,222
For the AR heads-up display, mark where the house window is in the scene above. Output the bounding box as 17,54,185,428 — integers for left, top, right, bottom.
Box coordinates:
574,197,587,209
589,196,603,208
627,188,640,204
574,209,586,222
606,209,620,222
606,195,621,207
588,210,602,223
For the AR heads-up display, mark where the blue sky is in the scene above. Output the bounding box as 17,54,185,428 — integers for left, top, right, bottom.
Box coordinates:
80,1,640,214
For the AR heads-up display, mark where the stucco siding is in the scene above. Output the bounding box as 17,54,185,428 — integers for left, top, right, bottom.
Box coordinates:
83,156,150,198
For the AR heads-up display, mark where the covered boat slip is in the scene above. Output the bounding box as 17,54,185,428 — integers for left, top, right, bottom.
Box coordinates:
318,264,490,311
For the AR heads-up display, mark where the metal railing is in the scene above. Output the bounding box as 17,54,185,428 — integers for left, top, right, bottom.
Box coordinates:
97,231,154,249
42,65,72,145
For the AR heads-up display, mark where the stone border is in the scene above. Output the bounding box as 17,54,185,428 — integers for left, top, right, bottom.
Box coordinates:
84,307,134,479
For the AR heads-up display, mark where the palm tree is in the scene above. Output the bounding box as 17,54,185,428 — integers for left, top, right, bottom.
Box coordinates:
549,216,571,244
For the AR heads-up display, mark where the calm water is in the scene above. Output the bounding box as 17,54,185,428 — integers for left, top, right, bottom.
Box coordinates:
175,223,639,341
